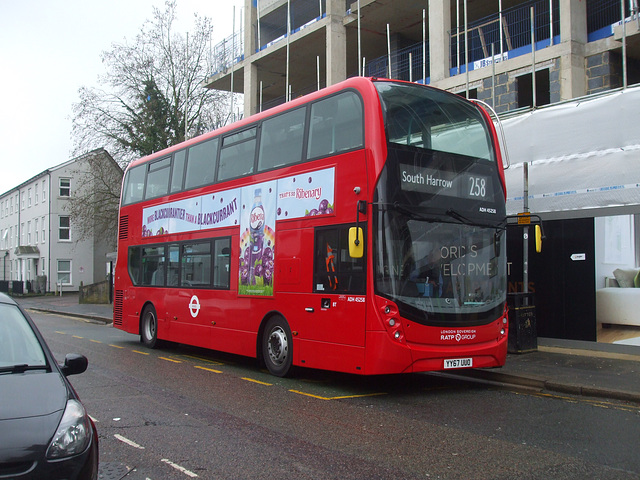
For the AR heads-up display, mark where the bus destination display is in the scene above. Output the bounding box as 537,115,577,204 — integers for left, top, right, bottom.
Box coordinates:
400,164,493,201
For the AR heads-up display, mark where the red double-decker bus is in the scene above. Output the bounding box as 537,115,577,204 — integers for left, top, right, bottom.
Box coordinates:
114,77,508,377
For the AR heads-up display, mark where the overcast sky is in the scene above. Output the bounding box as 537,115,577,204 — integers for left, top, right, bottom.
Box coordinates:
0,0,242,195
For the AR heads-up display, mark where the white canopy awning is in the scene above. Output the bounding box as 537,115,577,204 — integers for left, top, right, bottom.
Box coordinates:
501,85,640,216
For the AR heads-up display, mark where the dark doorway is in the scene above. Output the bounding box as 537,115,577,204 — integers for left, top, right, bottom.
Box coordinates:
507,217,596,341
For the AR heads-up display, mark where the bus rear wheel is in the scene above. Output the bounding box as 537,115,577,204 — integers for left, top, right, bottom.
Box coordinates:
262,316,293,377
141,304,159,348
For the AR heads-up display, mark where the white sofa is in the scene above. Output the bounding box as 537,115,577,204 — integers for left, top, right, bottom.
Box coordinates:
596,268,640,327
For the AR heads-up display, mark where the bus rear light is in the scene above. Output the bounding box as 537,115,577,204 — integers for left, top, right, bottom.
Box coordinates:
389,318,396,327
500,328,505,336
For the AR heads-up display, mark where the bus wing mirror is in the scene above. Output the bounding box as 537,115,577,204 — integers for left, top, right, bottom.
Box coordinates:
349,227,364,258
535,225,543,253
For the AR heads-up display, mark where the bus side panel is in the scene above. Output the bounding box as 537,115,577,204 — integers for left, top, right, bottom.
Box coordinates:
294,339,366,374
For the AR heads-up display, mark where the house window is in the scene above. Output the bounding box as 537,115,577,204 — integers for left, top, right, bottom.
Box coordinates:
34,218,39,244
28,188,32,207
27,221,31,244
59,216,71,241
42,180,46,201
42,216,46,243
57,260,72,285
59,178,71,197
35,184,39,204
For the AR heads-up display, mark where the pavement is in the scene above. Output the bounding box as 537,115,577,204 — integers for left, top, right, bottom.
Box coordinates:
14,293,640,405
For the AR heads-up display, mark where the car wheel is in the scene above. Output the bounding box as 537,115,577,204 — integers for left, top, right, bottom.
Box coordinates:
141,304,159,348
262,316,293,377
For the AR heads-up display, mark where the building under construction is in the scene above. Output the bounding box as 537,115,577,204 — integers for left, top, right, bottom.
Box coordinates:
204,1,640,346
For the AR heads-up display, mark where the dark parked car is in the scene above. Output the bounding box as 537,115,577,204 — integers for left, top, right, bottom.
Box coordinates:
0,293,98,479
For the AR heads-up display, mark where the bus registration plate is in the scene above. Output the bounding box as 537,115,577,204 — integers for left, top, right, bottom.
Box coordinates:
444,358,473,369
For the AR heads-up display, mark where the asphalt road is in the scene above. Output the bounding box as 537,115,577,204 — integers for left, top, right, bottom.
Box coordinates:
31,311,640,480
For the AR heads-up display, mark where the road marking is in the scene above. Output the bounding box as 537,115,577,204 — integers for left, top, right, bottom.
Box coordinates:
160,356,182,363
161,458,198,478
179,354,224,365
109,344,125,349
195,366,223,374
72,335,84,339
516,391,639,413
114,434,145,450
289,390,388,401
89,339,102,344
133,350,150,355
55,331,66,335
242,377,273,386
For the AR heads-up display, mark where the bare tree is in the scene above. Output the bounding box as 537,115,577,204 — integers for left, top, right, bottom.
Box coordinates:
71,0,229,167
64,149,123,249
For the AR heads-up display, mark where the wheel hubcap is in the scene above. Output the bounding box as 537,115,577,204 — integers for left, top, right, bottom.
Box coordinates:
267,327,288,366
144,313,156,340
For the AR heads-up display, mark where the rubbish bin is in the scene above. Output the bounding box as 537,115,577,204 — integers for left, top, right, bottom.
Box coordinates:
507,292,537,353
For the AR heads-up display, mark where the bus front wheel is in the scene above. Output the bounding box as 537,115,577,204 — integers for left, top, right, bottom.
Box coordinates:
262,316,293,377
140,304,159,348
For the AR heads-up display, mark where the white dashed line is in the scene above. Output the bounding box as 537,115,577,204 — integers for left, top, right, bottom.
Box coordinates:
114,434,145,449
161,458,199,477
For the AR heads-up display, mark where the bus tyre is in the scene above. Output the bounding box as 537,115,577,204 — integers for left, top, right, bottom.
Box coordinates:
141,304,159,349
262,316,293,377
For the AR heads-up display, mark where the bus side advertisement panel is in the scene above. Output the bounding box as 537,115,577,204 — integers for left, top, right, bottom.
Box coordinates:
239,181,277,296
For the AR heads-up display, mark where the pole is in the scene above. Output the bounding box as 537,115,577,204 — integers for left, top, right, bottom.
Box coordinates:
464,0,469,97
457,0,460,74
387,24,392,78
230,7,235,123
259,80,263,112
622,0,628,89
523,162,529,299
317,55,320,90
257,0,261,51
409,52,413,82
286,0,291,100
531,6,536,108
357,0,362,76
499,0,503,58
422,9,426,83
549,0,553,46
491,43,496,107
185,32,189,139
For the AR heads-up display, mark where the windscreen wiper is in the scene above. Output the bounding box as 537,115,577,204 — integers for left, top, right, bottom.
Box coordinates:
383,203,505,229
0,364,49,374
